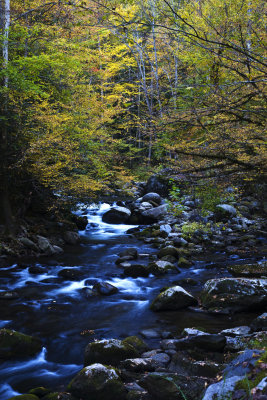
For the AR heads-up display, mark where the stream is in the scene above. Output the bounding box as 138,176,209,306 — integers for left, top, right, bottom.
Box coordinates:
0,203,259,399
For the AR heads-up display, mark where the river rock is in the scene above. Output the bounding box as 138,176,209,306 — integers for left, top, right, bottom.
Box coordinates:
139,202,153,212
148,261,178,276
36,235,56,255
200,278,267,312
174,333,226,352
0,328,42,359
169,352,222,378
19,237,39,251
118,248,138,259
72,215,88,230
67,363,126,400
122,336,149,354
92,282,119,296
120,357,155,372
63,231,80,245
142,193,162,205
0,291,19,300
84,339,139,366
58,268,84,280
158,246,179,259
251,312,267,331
141,205,168,221
202,349,263,400
123,264,150,278
102,207,131,224
227,261,267,278
220,326,251,337
150,286,198,311
139,372,207,400
215,204,237,220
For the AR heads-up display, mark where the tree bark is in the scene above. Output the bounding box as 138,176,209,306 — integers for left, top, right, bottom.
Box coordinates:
0,0,15,233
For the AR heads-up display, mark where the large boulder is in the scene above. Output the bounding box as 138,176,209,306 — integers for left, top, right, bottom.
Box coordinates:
145,173,170,196
102,207,131,224
215,204,237,220
148,261,178,276
142,193,162,205
0,329,42,359
200,278,267,312
202,349,263,400
67,363,126,400
158,246,179,259
227,261,267,278
84,339,139,366
123,264,150,278
150,286,198,311
139,372,207,400
141,205,168,221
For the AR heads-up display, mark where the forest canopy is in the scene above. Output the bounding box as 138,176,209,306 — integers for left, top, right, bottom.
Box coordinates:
0,0,266,228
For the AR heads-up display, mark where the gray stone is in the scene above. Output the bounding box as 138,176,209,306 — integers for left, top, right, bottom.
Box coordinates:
142,192,162,205
63,231,80,245
36,235,56,255
92,282,119,296
158,246,179,259
141,205,168,221
139,372,207,400
148,260,177,276
67,363,127,400
216,204,237,218
19,237,38,251
102,207,131,224
200,277,267,312
150,286,198,311
84,339,139,366
220,326,251,337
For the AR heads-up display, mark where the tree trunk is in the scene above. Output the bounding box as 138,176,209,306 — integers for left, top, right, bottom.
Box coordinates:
0,0,15,233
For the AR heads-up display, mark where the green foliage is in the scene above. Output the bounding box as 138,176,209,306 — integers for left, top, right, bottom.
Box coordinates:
181,221,212,239
166,179,185,216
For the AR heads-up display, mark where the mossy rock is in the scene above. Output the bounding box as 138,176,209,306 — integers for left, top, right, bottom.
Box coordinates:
178,257,192,268
158,246,179,259
8,395,40,400
227,262,267,278
139,372,206,400
42,394,59,400
68,363,127,400
200,278,267,312
122,336,149,354
150,286,198,311
148,261,178,276
28,388,51,397
0,329,42,360
84,339,139,366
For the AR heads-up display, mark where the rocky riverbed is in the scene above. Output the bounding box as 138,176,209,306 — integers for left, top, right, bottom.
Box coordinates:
0,181,266,400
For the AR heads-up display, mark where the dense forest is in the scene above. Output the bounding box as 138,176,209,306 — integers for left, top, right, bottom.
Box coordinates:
1,0,266,230
0,1,267,400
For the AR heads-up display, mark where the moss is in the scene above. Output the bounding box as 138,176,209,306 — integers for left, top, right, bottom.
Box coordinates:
178,257,192,268
84,339,139,366
0,329,42,360
227,262,267,278
42,394,58,400
235,371,267,395
122,336,148,354
28,388,50,397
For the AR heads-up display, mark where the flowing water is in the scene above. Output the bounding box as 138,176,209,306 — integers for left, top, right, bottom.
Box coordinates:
0,204,259,399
